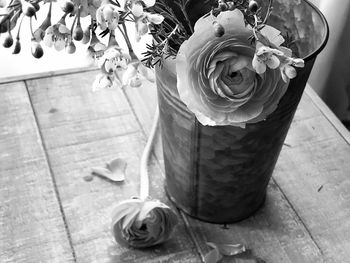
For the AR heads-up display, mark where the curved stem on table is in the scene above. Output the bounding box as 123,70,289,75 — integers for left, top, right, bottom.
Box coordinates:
139,106,159,200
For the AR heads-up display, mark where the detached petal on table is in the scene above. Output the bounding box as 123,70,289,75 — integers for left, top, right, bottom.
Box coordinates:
91,158,127,182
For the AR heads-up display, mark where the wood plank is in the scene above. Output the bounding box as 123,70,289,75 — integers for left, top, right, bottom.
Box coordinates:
273,89,350,262
305,85,350,144
0,82,74,263
27,73,201,263
124,82,326,262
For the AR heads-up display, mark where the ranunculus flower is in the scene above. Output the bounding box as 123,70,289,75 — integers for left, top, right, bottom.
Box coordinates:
176,10,288,127
111,198,178,248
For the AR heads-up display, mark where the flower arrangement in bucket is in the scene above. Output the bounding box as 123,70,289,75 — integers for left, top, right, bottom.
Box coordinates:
0,0,328,255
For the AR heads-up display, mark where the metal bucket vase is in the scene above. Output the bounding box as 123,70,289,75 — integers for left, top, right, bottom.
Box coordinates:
156,0,329,223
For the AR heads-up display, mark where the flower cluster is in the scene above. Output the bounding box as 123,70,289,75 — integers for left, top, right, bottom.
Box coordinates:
0,0,305,125
0,0,164,89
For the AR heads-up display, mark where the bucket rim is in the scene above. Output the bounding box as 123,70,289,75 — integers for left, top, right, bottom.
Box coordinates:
302,0,330,61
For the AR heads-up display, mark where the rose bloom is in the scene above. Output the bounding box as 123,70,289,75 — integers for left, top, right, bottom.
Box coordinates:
176,10,288,127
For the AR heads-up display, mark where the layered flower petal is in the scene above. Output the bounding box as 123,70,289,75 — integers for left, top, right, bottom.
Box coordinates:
175,9,289,127
111,198,178,248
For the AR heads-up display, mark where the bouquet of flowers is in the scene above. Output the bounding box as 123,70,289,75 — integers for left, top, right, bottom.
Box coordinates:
1,0,304,126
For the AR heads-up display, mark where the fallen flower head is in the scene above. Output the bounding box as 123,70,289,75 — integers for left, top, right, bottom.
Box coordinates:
111,198,178,248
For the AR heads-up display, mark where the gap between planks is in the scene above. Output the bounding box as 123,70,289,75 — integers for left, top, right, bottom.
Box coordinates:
23,79,78,263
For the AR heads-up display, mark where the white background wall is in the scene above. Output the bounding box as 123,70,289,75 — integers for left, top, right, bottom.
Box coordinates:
0,4,93,78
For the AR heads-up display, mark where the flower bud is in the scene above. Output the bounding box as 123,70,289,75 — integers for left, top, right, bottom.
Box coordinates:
81,27,91,44
0,17,8,33
227,1,235,10
73,24,83,41
213,21,225,37
218,3,228,11
23,2,37,17
32,2,40,11
3,32,13,48
31,41,44,58
66,41,76,54
61,0,75,14
248,0,259,13
12,40,21,54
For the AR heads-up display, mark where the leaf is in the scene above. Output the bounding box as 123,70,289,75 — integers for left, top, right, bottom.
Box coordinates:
91,158,127,182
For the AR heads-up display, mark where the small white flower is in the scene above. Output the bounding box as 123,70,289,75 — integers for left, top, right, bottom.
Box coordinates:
92,72,122,92
134,12,164,41
92,73,114,91
43,23,71,51
96,3,120,30
70,0,101,18
252,41,284,74
97,46,131,74
124,0,156,17
280,57,305,83
122,60,155,88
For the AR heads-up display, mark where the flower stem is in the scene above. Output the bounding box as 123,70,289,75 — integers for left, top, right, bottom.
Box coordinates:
139,106,159,200
174,0,193,34
120,23,133,53
70,13,78,34
159,24,179,46
30,16,34,38
16,14,25,40
262,0,273,25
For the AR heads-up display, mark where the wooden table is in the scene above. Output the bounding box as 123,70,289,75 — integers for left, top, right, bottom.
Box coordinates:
1,69,350,263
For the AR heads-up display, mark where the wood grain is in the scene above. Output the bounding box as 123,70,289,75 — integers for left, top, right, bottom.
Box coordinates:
26,72,201,263
4,71,350,262
0,82,74,263
274,86,350,263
